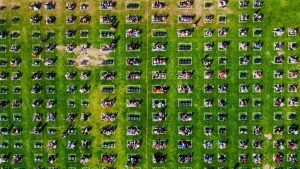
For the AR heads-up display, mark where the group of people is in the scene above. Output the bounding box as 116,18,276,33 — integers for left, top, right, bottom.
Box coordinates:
0,0,299,168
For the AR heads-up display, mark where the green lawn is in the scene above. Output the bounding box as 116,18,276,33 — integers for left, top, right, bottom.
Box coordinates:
0,0,300,169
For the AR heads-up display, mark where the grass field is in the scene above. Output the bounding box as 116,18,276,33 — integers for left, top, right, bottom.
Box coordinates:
0,0,300,169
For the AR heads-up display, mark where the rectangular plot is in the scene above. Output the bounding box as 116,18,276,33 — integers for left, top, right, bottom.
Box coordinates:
126,112,141,121
152,71,167,79
152,29,167,38
152,56,167,66
100,85,115,94
177,29,193,37
11,31,20,39
100,15,117,24
152,15,168,23
178,99,192,107
178,15,193,23
126,85,141,93
0,45,6,53
0,113,8,122
13,113,22,121
126,2,140,10
178,43,192,51
0,58,7,67
152,99,167,109
101,140,116,149
0,17,6,25
0,140,9,149
178,57,193,65
100,30,115,38
0,86,7,94
100,58,114,66
100,44,115,52
47,127,58,135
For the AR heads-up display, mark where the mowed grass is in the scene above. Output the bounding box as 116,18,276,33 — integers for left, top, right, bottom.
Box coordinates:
0,0,300,169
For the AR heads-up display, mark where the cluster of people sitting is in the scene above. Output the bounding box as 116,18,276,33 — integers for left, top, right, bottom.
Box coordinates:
240,14,249,22
101,39,118,51
254,0,263,8
127,140,141,150
101,15,117,24
218,41,230,50
239,0,249,8
126,99,142,108
101,71,116,80
100,153,116,164
0,154,23,164
152,140,167,150
45,15,56,24
218,0,228,8
179,14,194,23
29,1,42,11
100,0,116,10
204,28,214,37
152,14,168,23
126,29,141,38
178,112,193,122
152,112,167,121
273,152,296,164
65,2,76,10
289,28,298,36
29,1,91,23
29,14,43,24
152,99,166,108
65,43,76,52
274,27,284,36
152,0,166,9
152,42,167,51
126,42,141,51
178,126,192,136
127,126,141,136
9,44,20,53
44,1,56,10
178,0,193,8
178,28,193,37
153,126,166,135
178,140,192,149
178,84,193,93
178,70,193,79
153,152,166,164
204,14,214,23
127,71,141,79
253,11,264,22
152,71,166,79
29,1,55,11
126,154,142,167
100,125,116,136
239,27,249,36
80,15,91,24
153,85,169,94
101,112,117,121
153,56,167,65
126,57,141,66
101,98,115,108
178,154,192,163
126,15,141,23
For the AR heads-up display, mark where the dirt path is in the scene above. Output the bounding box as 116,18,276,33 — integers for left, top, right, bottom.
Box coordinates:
57,45,110,69
264,133,272,140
